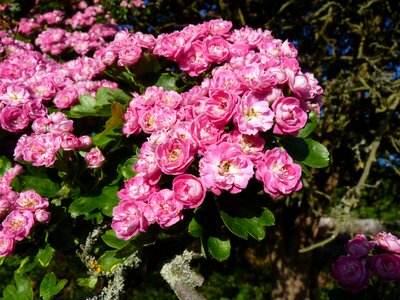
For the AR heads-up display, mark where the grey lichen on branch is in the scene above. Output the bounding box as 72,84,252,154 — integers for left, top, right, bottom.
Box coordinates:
160,249,206,300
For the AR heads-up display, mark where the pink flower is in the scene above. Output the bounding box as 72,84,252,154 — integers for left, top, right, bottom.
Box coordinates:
234,91,275,135
53,86,78,109
14,133,60,167
205,88,237,126
144,189,183,229
153,32,186,60
117,45,142,66
23,100,48,120
236,63,278,92
190,114,224,154
60,132,82,151
272,97,307,136
199,142,254,195
255,148,302,198
368,254,400,281
224,130,265,163
0,232,15,257
34,209,51,223
118,176,159,202
288,71,322,100
47,112,74,134
178,41,210,76
202,36,230,63
345,234,374,258
15,190,49,211
85,147,105,169
112,200,148,240
172,174,206,209
134,142,162,184
372,232,400,254
155,138,194,175
331,256,371,293
208,19,232,36
0,85,31,106
2,210,35,241
0,106,30,133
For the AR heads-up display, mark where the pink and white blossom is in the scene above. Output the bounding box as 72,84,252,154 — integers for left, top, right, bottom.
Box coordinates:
199,142,254,195
256,148,302,198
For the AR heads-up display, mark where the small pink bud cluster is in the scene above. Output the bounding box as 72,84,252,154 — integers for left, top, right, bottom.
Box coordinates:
332,232,400,293
14,112,93,167
0,165,51,257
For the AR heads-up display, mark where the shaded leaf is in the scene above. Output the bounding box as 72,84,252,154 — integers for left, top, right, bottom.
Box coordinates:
206,235,231,261
40,272,67,300
98,250,123,272
77,277,98,289
36,243,55,268
68,185,119,218
298,111,318,138
102,230,130,249
219,201,275,241
280,136,330,168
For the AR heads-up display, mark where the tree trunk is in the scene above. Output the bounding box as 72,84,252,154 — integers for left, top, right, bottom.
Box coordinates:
269,204,320,300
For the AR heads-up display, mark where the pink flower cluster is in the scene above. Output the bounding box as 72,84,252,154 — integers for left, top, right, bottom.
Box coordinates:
332,232,400,293
112,19,323,239
13,112,94,167
0,165,51,257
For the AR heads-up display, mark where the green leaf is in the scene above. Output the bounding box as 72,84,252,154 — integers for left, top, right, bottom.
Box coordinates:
95,87,132,106
77,277,98,289
0,155,11,177
154,73,179,91
188,216,204,238
92,103,123,149
16,257,36,274
117,157,138,180
102,230,130,249
36,243,55,267
297,111,318,138
114,227,158,258
68,185,119,218
219,201,275,241
3,273,33,300
39,273,67,300
98,250,123,272
11,175,60,198
206,235,231,261
280,136,330,168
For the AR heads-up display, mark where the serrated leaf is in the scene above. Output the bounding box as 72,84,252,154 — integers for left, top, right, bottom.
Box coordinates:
102,230,130,249
77,277,98,289
68,185,119,218
40,272,67,300
280,136,330,168
206,235,231,261
98,250,123,272
4,273,34,300
36,243,55,267
297,111,318,138
16,257,36,274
